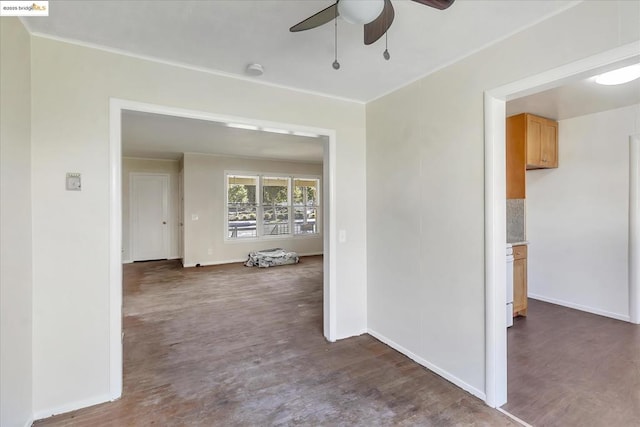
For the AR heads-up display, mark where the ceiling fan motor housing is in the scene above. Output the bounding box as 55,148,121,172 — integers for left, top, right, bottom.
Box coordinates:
338,0,385,25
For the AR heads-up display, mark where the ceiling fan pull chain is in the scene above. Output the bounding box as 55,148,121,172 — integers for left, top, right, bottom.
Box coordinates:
333,5,340,70
383,31,390,60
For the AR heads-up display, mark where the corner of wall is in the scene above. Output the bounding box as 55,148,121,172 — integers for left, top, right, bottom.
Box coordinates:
0,16,34,427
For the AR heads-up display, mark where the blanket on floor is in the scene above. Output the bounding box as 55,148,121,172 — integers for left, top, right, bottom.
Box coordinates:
244,248,300,268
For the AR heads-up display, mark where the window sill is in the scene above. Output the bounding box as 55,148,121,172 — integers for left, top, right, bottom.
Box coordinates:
224,233,321,244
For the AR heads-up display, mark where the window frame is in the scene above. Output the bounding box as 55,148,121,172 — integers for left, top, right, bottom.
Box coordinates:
224,171,321,242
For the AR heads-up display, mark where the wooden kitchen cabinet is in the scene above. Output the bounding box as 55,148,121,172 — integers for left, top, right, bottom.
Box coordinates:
512,244,527,317
506,113,558,199
525,114,558,169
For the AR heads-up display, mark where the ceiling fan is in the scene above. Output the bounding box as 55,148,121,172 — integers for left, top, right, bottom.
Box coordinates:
290,0,455,46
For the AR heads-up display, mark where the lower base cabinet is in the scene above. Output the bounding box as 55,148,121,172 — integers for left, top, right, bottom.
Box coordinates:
513,244,527,317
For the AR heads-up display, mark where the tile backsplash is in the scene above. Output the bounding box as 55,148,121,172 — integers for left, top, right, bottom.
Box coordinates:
507,199,526,243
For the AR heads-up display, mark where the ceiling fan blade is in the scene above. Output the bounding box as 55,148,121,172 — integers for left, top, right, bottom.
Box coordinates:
290,3,339,32
364,0,394,45
411,0,455,10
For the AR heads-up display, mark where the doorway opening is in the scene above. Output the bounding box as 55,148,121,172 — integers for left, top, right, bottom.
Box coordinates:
109,99,337,400
483,41,640,410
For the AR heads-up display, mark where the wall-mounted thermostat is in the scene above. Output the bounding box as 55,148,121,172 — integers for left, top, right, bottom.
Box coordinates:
66,173,81,191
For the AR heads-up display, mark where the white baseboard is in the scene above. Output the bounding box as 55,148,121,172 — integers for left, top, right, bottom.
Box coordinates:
367,329,486,401
33,393,114,422
23,416,34,427
497,407,533,427
182,252,324,268
528,293,631,322
298,251,324,257
121,259,133,264
182,258,246,268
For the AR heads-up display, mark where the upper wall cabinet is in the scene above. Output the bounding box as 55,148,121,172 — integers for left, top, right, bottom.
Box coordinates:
506,113,559,199
524,114,558,169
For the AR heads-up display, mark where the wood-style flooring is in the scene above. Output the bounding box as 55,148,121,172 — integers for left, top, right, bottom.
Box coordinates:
502,299,640,427
36,257,516,426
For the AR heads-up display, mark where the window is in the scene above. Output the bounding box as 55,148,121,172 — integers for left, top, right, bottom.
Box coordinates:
227,175,258,238
262,177,290,236
293,178,319,235
226,173,320,240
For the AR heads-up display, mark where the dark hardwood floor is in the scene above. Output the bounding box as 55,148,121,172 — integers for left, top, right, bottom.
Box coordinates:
502,299,640,427
36,256,516,426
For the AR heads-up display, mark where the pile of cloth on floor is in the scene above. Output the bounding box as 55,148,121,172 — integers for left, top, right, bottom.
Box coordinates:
244,248,300,268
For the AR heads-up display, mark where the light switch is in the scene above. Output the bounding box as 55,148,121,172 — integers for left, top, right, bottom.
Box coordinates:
66,173,81,191
191,214,199,221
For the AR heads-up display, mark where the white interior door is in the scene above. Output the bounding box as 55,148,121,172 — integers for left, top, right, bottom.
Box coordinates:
131,173,169,261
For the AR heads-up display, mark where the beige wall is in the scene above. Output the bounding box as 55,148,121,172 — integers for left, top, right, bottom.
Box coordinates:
30,35,366,416
0,17,33,427
183,153,323,267
527,104,640,319
122,157,181,262
366,0,640,396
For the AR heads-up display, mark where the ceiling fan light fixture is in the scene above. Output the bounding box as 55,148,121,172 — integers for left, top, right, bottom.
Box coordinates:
338,0,384,25
594,64,640,85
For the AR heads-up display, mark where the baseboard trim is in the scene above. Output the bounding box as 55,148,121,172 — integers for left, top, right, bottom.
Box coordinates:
33,393,114,422
182,258,246,268
123,257,179,264
23,416,34,427
528,293,631,322
333,328,368,341
182,252,324,268
497,407,532,427
367,329,486,401
299,252,324,257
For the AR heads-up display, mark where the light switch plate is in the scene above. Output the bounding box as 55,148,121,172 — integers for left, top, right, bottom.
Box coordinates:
66,173,81,191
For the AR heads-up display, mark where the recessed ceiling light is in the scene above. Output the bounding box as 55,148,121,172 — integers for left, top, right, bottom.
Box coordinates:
245,63,264,77
594,64,640,85
227,123,259,131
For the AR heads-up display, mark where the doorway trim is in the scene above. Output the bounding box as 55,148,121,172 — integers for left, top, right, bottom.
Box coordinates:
630,134,640,324
483,41,640,408
109,99,337,400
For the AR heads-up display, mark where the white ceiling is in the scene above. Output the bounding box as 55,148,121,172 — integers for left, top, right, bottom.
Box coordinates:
25,1,637,159
23,0,580,102
122,111,325,162
507,70,640,121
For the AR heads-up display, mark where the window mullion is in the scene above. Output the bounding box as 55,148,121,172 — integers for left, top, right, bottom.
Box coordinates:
257,175,263,238
288,176,293,235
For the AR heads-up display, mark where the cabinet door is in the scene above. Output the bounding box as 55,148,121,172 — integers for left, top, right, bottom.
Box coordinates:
540,120,558,168
506,114,526,199
526,115,543,167
513,257,527,316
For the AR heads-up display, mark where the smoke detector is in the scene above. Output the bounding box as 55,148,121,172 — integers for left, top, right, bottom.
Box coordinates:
245,63,264,77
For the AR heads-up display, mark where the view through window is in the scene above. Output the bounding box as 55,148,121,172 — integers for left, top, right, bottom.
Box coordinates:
227,173,320,239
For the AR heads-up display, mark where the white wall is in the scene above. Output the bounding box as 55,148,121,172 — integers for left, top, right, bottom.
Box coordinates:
30,35,366,416
366,0,640,398
122,157,181,262
527,104,640,320
0,17,33,427
183,153,323,267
